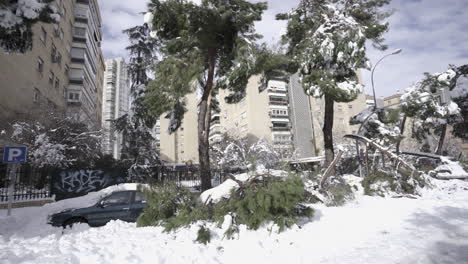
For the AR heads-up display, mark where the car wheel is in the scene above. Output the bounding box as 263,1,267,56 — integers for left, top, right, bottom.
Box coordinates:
63,217,88,229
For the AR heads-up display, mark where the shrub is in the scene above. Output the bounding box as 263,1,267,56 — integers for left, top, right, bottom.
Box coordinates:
362,169,426,196
196,225,211,245
213,175,314,233
322,177,355,206
136,184,207,230
137,174,314,240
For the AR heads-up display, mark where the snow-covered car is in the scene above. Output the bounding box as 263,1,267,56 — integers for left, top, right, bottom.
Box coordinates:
48,190,147,228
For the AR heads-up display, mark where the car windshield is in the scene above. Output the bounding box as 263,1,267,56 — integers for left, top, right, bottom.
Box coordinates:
100,191,131,206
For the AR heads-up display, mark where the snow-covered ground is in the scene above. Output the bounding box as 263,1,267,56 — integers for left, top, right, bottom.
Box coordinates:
1,179,468,264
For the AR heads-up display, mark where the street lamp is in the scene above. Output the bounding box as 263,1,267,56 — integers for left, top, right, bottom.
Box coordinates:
371,48,402,110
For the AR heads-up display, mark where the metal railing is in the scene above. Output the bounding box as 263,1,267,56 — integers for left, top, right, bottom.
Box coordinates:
0,165,53,203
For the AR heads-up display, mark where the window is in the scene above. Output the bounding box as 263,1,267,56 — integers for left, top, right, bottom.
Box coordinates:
49,71,54,84
51,44,57,61
40,27,46,44
37,57,44,72
55,77,60,89
74,27,86,37
101,192,131,206
57,52,62,65
348,105,353,109
33,88,40,102
134,192,146,204
68,92,80,101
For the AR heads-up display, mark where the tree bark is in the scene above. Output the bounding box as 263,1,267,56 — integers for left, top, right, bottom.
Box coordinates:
395,115,407,155
198,48,216,191
323,94,335,167
435,123,447,155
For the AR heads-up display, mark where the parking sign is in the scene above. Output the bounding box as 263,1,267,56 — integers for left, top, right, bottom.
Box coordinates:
3,147,27,163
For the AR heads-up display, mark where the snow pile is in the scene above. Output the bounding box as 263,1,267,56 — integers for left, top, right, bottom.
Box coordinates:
200,167,288,204
1,178,468,263
0,183,144,239
433,157,468,179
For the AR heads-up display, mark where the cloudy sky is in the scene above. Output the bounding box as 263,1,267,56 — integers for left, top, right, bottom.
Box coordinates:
99,0,468,97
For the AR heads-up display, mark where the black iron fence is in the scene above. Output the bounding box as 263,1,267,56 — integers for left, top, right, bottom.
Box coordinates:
141,166,227,191
0,164,53,203
0,164,230,203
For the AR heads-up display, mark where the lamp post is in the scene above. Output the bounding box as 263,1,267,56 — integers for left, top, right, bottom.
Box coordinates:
356,49,402,177
370,49,402,110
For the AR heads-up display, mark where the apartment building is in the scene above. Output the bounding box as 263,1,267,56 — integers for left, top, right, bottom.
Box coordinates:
159,94,199,164
214,76,294,149
159,75,295,164
383,93,402,109
0,0,75,123
101,58,130,159
67,0,105,128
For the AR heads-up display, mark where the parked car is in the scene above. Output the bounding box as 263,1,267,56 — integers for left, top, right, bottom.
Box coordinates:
48,190,147,228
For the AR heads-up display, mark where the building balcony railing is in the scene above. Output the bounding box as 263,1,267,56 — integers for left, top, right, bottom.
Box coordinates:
270,114,289,119
269,101,288,106
271,127,291,132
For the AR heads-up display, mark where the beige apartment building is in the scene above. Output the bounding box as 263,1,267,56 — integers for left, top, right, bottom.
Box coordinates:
159,76,294,164
383,93,402,109
0,0,75,123
0,0,105,129
159,93,200,164
214,76,293,148
308,93,368,153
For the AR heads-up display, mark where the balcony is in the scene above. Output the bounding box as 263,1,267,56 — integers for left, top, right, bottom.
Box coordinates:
74,7,88,23
271,127,290,132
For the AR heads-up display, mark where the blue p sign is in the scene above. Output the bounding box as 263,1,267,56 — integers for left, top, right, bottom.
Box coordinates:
3,147,27,163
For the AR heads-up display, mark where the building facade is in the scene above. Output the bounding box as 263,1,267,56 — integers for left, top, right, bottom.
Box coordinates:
159,94,199,164
0,0,75,123
214,76,294,150
67,0,105,128
0,0,105,130
101,58,130,159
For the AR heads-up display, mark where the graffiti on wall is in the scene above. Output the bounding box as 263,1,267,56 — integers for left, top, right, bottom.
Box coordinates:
52,169,125,200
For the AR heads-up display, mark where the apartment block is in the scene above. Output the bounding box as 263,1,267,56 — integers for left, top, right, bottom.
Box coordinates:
214,76,294,150
0,0,75,123
101,58,130,159
67,0,105,128
383,93,402,109
159,94,199,164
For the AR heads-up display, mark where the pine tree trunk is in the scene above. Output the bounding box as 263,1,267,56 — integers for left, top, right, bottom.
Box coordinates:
323,94,335,167
396,115,407,154
435,123,447,155
198,48,216,191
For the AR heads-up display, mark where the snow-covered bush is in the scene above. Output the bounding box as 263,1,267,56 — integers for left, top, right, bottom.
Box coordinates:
210,134,294,171
137,184,203,230
213,175,313,234
400,65,468,154
7,116,102,168
361,169,427,197
137,174,313,240
350,108,402,146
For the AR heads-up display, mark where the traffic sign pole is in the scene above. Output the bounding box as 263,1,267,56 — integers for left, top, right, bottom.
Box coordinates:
7,163,18,217
3,146,27,217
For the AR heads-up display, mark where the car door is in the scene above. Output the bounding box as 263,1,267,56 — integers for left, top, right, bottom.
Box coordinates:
87,191,133,226
129,191,147,222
